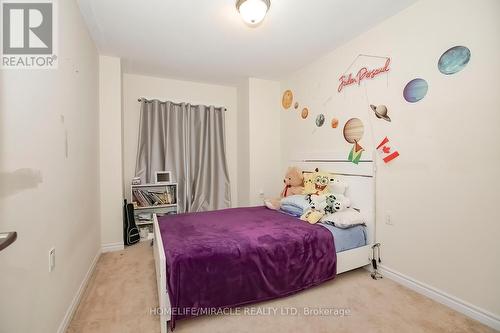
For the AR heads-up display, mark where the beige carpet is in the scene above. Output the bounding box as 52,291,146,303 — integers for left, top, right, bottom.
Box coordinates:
67,242,496,333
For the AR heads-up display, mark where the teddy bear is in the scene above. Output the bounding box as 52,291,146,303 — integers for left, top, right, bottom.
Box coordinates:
280,166,305,197
264,166,304,210
300,194,328,224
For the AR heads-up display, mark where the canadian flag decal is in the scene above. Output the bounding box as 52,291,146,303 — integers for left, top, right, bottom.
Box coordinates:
376,137,399,163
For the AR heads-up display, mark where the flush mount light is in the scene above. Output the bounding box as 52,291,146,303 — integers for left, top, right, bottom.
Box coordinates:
236,0,271,26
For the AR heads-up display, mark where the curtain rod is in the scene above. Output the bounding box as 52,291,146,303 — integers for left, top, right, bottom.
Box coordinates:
138,98,227,111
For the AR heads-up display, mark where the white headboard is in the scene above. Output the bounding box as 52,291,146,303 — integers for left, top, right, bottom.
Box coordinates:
291,151,376,245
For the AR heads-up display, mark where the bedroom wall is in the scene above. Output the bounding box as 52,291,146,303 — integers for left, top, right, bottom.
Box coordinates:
0,0,100,332
237,80,250,206
236,78,282,206
280,0,500,321
99,56,124,249
122,73,238,206
247,78,282,205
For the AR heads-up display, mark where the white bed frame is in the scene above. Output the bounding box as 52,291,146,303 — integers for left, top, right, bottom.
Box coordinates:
153,152,376,333
152,216,171,333
291,151,376,274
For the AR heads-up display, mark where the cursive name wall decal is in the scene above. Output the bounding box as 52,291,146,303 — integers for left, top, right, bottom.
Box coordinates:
338,58,391,93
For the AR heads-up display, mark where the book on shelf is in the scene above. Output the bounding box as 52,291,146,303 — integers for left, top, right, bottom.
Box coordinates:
137,213,153,221
132,187,176,208
165,185,176,205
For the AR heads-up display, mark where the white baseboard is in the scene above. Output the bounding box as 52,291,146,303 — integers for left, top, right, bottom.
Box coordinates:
377,265,500,331
101,242,124,253
57,249,101,333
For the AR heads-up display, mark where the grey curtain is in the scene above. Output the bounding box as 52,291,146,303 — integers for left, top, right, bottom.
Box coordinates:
135,100,231,213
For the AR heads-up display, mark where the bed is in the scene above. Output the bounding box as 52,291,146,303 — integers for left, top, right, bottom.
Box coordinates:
153,153,375,332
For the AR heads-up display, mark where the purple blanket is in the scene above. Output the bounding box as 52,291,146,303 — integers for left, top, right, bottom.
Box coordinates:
158,206,336,329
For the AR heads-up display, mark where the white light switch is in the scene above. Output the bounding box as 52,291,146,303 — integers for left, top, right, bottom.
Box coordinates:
385,211,393,226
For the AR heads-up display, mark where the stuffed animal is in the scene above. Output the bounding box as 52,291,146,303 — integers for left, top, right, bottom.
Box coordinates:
334,196,350,211
324,193,351,214
325,194,337,213
281,166,304,197
303,169,335,195
330,178,348,196
300,210,324,224
264,167,304,210
300,194,328,224
324,178,350,213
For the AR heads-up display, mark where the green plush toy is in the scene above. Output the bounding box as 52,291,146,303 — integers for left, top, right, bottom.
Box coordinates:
324,193,351,214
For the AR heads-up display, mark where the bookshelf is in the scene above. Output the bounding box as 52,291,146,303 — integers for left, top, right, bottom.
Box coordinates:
130,183,178,227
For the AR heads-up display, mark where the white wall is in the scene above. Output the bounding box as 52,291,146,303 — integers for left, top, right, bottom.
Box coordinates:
99,56,124,249
280,0,500,319
236,80,250,206
122,74,238,206
0,0,100,332
237,78,282,206
247,78,282,205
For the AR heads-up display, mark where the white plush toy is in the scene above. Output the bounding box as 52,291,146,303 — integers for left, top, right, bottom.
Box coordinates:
330,178,348,195
308,194,328,212
300,194,329,224
325,179,351,213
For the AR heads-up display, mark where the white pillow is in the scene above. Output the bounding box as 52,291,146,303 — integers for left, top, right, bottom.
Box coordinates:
320,207,366,228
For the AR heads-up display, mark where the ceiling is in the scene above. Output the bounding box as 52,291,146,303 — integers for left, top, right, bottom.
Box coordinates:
78,0,418,85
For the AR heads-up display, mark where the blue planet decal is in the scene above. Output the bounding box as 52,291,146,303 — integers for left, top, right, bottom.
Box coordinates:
438,46,471,75
403,78,428,103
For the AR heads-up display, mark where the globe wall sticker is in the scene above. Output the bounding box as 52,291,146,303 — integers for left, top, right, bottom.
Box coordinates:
403,78,428,103
343,118,364,143
343,118,365,164
438,46,471,75
315,114,325,127
282,90,293,109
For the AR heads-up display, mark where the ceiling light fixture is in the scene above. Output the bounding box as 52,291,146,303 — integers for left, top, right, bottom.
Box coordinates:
236,0,270,26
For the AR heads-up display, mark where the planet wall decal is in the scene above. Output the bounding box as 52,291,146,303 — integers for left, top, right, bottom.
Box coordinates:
403,78,428,103
315,114,325,127
282,90,293,109
370,104,391,122
294,102,299,109
331,118,339,128
438,46,471,75
343,118,364,143
301,107,309,119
